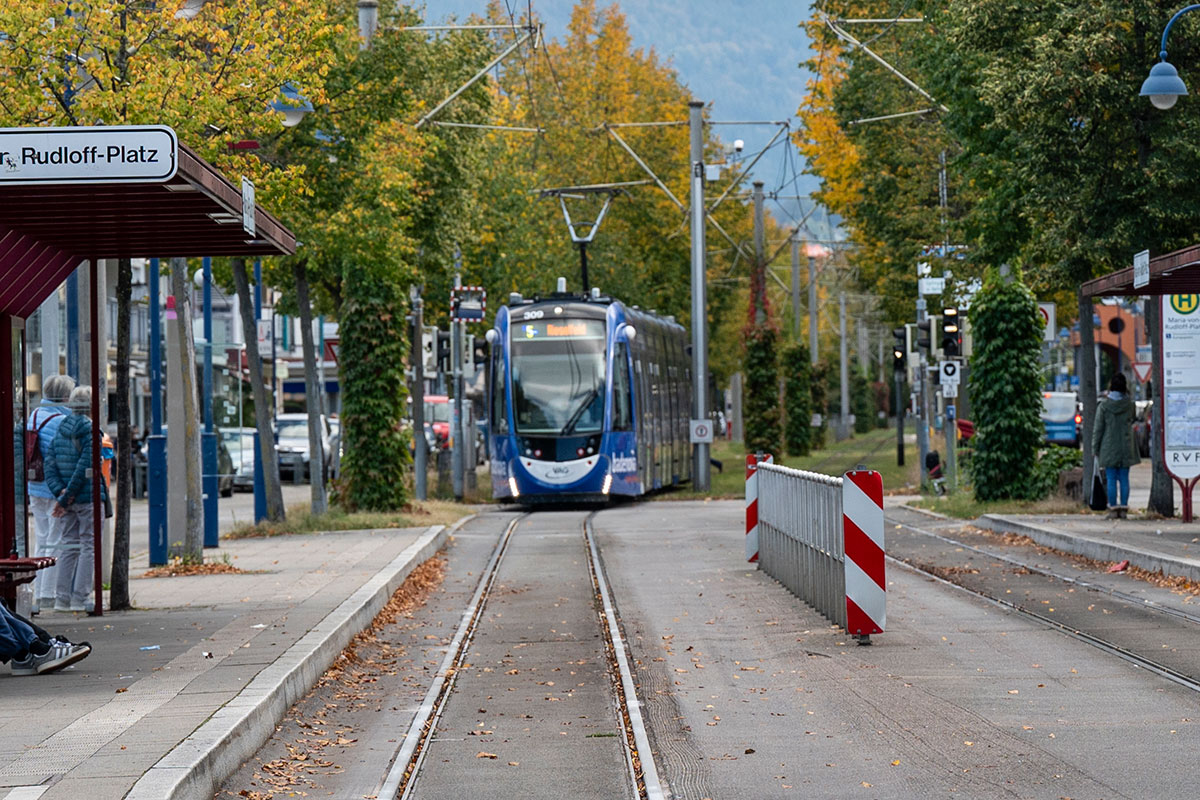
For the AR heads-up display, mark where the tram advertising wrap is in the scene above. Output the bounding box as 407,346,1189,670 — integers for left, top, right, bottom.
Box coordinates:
488,287,691,503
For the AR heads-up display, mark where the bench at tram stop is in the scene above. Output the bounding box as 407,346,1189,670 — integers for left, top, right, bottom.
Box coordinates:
0,556,56,612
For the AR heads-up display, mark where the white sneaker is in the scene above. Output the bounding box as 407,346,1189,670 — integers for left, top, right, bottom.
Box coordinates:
26,641,91,675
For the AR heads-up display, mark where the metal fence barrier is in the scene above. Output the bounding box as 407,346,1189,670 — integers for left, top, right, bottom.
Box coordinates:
756,463,847,630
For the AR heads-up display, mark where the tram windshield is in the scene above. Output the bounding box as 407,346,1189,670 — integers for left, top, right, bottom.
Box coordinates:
511,317,606,435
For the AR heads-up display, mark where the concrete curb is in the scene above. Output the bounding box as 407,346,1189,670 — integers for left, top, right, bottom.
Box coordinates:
125,517,473,800
974,513,1200,584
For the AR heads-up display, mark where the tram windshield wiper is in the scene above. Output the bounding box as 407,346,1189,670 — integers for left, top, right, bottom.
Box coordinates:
560,386,601,436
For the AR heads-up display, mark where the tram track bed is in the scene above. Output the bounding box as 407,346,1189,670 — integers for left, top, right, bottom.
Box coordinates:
885,504,1200,690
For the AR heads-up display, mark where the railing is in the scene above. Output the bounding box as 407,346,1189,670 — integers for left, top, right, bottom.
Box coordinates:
756,464,848,629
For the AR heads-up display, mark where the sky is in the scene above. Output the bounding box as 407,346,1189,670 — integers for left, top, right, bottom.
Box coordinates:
416,0,839,241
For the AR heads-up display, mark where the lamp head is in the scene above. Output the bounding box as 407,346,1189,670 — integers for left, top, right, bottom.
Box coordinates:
1141,60,1188,110
270,82,314,127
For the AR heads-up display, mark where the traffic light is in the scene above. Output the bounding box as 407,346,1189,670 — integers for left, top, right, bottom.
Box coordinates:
892,328,907,372
916,318,933,359
436,329,451,374
941,308,960,357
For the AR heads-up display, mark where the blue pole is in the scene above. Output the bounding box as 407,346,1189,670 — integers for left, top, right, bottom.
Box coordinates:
147,258,167,565
202,257,218,547
253,258,266,522
66,269,79,379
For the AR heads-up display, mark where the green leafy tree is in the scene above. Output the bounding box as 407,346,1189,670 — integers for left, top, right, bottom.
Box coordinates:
968,269,1044,501
0,0,337,604
782,344,812,456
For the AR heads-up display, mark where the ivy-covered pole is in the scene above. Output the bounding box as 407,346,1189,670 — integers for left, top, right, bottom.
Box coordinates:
744,181,781,455
968,267,1044,501
339,269,411,510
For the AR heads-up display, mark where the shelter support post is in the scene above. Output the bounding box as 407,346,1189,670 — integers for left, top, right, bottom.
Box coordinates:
90,257,102,616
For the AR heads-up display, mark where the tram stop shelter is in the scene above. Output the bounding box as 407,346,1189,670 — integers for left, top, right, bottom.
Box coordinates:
0,125,296,612
1082,244,1200,520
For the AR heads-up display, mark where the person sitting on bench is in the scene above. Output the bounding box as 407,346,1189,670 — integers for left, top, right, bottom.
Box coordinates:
0,601,90,676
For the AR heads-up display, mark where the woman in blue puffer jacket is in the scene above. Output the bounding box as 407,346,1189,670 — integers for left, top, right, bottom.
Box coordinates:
44,386,107,613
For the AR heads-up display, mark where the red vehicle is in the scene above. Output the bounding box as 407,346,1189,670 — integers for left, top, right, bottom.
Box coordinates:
425,395,451,449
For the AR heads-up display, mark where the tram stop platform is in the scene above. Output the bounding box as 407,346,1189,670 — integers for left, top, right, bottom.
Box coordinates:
0,521,451,800
969,511,1200,583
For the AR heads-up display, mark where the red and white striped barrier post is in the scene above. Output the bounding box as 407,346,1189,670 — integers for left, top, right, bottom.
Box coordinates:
745,453,773,563
842,470,885,640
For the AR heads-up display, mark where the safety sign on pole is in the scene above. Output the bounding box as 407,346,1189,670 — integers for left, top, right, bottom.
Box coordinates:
744,453,773,563
843,470,885,638
938,360,960,386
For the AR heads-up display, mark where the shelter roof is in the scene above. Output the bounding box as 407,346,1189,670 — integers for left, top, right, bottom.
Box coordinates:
0,142,295,318
1082,244,1200,297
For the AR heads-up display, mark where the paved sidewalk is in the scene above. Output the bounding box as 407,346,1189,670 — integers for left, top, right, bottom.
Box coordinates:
0,521,452,800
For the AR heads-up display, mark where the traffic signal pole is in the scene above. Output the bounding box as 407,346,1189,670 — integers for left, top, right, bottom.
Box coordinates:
689,100,711,491
892,327,906,468
916,299,930,488
941,308,960,493
411,286,427,501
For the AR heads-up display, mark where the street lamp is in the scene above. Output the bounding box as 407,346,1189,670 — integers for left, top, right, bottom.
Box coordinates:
270,82,313,127
1141,5,1200,109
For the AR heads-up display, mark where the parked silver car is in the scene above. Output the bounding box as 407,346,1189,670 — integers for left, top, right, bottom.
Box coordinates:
220,427,257,492
275,413,334,482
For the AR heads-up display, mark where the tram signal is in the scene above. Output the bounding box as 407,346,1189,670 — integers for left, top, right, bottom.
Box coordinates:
941,307,960,357
892,328,907,372
436,329,451,373
916,318,933,359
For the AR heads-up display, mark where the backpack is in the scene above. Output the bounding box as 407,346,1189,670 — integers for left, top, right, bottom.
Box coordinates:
24,410,61,483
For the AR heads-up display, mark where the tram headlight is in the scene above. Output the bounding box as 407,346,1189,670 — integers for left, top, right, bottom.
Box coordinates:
508,476,520,498
602,472,613,495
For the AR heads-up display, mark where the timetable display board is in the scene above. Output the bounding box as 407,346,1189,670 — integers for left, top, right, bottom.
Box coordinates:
1162,293,1200,479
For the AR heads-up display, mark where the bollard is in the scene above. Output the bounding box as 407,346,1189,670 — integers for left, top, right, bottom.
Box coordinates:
843,470,885,643
744,453,773,563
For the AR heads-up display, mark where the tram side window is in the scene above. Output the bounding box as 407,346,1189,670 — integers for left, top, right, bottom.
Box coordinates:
612,342,632,431
491,344,508,433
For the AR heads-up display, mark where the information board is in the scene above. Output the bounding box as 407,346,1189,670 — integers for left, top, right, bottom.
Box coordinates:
1161,294,1200,479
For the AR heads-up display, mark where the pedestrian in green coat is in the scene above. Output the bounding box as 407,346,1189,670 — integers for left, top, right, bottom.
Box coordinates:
1092,373,1139,519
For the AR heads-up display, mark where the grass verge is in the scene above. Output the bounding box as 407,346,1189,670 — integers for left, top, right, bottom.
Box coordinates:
658,425,920,500
226,499,473,539
908,491,1088,519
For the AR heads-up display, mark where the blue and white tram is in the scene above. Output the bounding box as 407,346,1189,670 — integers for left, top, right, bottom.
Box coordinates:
487,284,692,503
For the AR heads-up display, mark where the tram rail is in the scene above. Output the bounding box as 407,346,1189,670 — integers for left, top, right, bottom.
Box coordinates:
374,510,662,800
889,514,1200,696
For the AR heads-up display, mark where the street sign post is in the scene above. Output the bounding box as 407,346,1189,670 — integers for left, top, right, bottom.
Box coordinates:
0,125,178,184
919,277,945,296
450,286,486,322
690,419,714,444
1133,249,1150,290
1038,302,1056,342
241,176,255,237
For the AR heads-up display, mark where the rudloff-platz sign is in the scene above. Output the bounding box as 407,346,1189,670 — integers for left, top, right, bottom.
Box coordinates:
0,125,177,184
